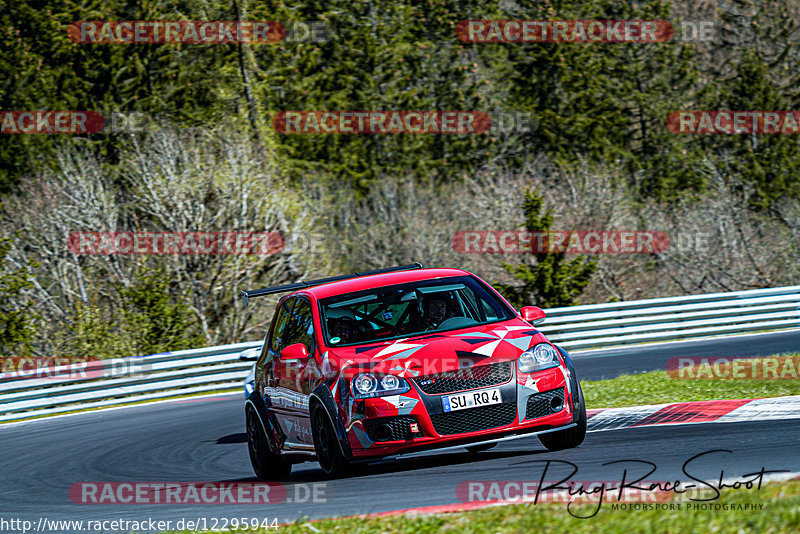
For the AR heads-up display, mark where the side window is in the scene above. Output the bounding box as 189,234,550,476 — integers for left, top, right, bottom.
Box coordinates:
269,298,295,354
257,331,270,366
283,299,315,353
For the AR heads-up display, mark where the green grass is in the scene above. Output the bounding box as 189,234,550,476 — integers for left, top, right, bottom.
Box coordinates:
180,478,800,533
581,353,800,409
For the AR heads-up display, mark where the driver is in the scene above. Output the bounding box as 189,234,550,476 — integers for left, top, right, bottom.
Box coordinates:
329,317,356,343
422,295,452,330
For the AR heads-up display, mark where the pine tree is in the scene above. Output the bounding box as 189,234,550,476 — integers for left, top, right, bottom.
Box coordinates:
496,190,596,309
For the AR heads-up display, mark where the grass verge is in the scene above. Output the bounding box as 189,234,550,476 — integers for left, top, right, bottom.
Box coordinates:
581,353,800,409
185,478,800,533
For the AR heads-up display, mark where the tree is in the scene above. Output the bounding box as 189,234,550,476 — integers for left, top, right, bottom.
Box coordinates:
496,190,596,308
695,51,800,211
0,0,256,192
491,0,705,201
245,0,504,192
1,128,300,355
117,266,203,355
0,236,37,359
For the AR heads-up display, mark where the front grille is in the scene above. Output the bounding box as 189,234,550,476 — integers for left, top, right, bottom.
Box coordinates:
525,388,565,420
414,361,513,395
429,402,516,435
363,416,423,442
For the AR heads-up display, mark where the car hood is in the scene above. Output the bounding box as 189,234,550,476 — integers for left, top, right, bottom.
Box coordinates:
325,320,549,378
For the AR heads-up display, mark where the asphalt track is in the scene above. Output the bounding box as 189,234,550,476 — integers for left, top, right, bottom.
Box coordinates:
1,330,799,531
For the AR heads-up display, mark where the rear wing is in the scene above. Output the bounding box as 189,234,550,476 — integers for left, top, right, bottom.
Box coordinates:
240,263,423,306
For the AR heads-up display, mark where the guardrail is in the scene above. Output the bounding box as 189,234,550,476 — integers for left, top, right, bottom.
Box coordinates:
542,285,800,350
1,285,798,423
0,341,260,423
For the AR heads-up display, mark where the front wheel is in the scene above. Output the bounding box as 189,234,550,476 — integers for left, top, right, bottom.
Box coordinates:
246,406,291,480
538,384,587,451
311,405,350,478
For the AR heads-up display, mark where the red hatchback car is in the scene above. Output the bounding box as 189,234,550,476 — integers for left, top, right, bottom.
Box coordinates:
242,264,586,478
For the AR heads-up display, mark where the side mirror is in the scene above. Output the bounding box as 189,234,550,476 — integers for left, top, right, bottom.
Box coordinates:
238,346,261,362
520,306,546,325
280,342,309,360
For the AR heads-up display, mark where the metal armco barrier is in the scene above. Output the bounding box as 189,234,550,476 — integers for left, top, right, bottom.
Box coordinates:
542,285,800,349
1,285,798,423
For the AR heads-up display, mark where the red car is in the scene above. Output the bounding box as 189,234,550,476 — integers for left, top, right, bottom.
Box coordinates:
242,264,586,478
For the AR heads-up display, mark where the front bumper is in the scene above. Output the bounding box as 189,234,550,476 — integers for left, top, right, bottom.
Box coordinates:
345,361,575,457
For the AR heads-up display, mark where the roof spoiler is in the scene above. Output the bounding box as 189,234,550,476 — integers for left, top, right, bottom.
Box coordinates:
240,263,423,306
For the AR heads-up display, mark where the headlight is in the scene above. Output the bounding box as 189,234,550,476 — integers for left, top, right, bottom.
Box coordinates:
353,374,378,396
518,343,560,374
351,373,410,399
381,375,401,390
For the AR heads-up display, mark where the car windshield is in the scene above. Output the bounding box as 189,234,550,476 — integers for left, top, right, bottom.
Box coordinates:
319,275,514,346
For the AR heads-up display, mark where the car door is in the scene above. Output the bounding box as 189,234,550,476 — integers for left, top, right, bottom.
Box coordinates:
271,296,316,446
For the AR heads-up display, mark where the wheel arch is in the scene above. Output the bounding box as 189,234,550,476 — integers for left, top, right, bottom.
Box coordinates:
309,385,353,460
245,391,284,455
556,344,583,421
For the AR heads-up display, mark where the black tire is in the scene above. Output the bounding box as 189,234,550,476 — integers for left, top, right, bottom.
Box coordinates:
538,383,587,451
246,406,291,480
466,443,498,453
311,405,350,478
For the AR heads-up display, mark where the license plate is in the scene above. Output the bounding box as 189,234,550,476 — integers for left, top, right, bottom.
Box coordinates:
442,388,501,412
